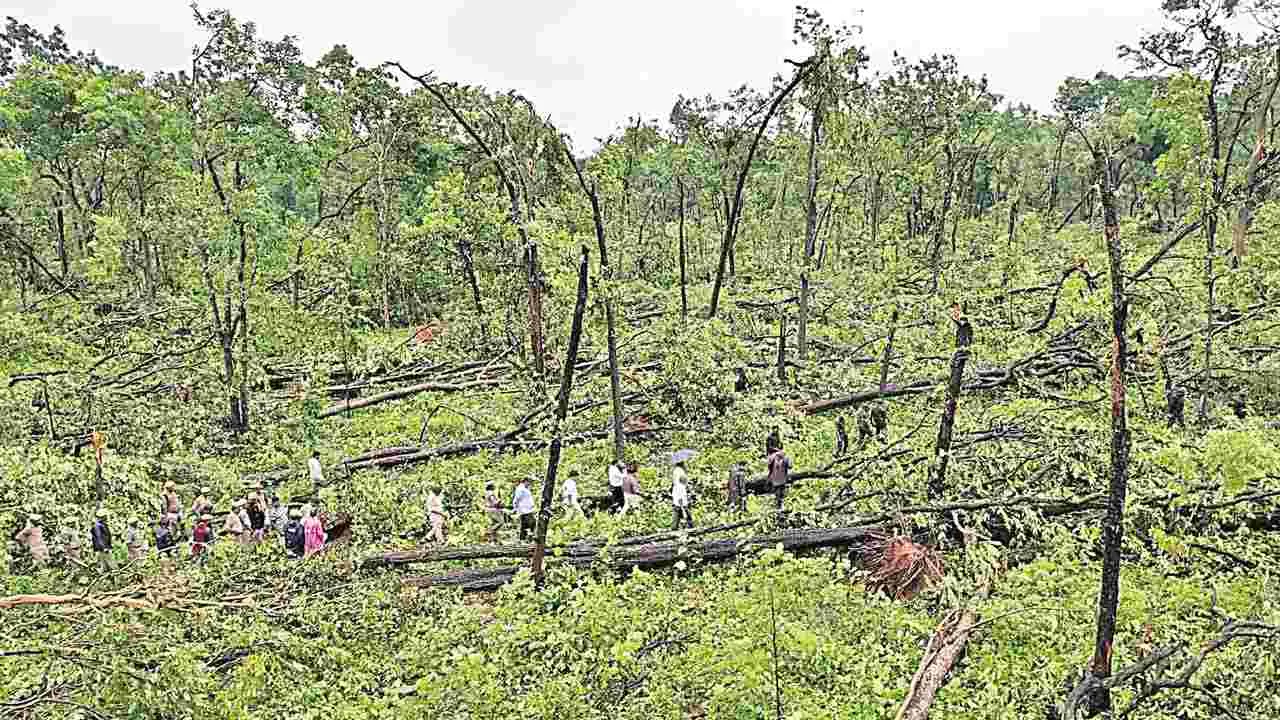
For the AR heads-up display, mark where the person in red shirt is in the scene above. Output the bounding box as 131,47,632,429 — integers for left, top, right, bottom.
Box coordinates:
191,514,212,561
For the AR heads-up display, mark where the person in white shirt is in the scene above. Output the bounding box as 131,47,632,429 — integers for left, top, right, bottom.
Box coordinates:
307,451,324,486
607,461,625,513
512,477,536,541
561,470,584,517
425,488,448,544
671,462,693,529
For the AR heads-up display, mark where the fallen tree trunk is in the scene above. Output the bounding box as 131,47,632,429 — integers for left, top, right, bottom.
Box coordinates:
403,524,882,592
362,518,758,568
894,608,980,720
341,424,683,472
316,379,502,419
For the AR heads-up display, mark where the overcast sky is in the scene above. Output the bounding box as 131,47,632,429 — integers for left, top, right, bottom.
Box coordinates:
10,0,1168,149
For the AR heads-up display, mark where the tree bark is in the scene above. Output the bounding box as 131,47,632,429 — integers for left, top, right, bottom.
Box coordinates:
926,309,973,501
406,524,882,592
708,57,816,317
895,608,979,720
530,246,591,583
1078,142,1130,717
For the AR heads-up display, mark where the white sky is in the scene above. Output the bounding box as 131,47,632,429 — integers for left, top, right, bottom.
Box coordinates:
9,0,1168,149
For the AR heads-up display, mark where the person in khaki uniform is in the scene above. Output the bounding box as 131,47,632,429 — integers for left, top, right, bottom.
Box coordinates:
125,517,145,561
60,513,85,566
222,501,246,544
13,513,49,566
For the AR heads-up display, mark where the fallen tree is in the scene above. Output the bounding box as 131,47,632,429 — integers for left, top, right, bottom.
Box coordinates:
361,519,758,568
895,607,980,720
402,524,882,592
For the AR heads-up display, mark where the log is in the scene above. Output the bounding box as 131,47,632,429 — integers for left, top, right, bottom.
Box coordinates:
340,424,681,472
895,608,979,720
361,519,758,568
403,524,882,592
316,379,502,419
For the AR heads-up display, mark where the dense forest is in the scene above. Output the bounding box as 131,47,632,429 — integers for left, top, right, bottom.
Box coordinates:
2,1,1279,718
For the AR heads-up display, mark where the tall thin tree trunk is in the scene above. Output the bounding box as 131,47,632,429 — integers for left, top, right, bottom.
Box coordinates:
55,198,68,278
566,147,627,462
926,307,972,501
1079,144,1130,717
526,243,547,379
776,306,788,385
929,147,956,294
799,100,822,358
678,178,689,322
530,247,591,582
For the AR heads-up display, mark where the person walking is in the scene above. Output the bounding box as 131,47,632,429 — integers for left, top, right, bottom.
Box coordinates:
60,514,85,567
607,461,626,513
834,416,849,458
671,463,693,530
512,477,535,541
620,463,643,517
302,507,325,557
125,517,145,561
247,499,267,543
191,514,212,560
765,426,781,457
13,513,49,566
483,481,505,542
267,495,287,534
191,486,214,517
283,508,306,558
222,501,245,544
307,451,325,486
766,444,792,511
162,481,182,519
726,463,747,513
561,470,584,518
235,500,253,546
426,488,448,544
155,514,177,558
90,509,113,573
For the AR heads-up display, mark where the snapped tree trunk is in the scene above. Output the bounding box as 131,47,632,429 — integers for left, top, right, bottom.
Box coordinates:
1231,48,1279,261
1077,143,1130,717
565,145,627,463
926,308,972,501
708,57,816,317
530,246,591,582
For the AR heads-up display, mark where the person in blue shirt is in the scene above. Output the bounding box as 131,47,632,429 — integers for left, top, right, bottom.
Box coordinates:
512,476,535,541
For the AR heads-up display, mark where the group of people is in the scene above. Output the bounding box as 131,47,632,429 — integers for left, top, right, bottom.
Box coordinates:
11,470,333,572
429,430,798,545
13,431,806,568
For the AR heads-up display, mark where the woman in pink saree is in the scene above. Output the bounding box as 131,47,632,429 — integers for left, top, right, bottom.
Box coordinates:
302,508,325,557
